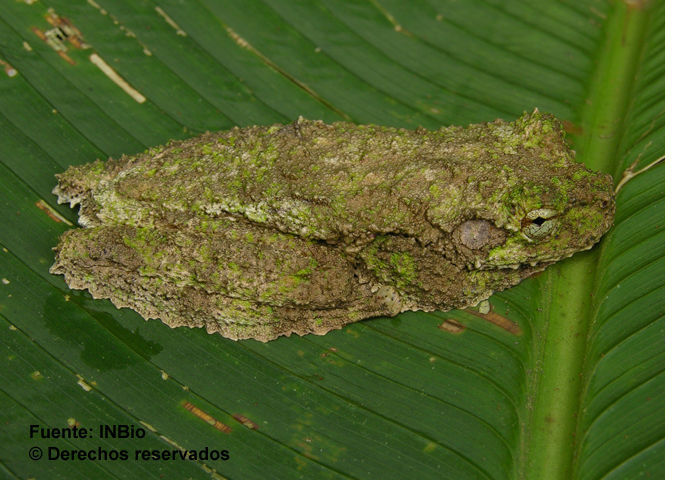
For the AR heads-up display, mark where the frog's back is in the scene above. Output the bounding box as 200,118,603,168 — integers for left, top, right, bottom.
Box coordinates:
58,112,606,249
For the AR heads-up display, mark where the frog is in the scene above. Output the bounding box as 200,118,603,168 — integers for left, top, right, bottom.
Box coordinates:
50,110,615,341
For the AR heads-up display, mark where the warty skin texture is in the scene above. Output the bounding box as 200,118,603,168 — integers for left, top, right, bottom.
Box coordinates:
51,111,615,341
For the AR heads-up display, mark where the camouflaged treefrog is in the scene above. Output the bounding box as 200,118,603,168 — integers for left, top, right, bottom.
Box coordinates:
51,111,615,341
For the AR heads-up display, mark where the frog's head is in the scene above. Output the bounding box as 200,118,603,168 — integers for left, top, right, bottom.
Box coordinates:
449,112,615,271
462,168,615,270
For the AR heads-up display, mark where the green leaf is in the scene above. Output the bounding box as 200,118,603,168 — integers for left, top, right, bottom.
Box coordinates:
0,1,663,479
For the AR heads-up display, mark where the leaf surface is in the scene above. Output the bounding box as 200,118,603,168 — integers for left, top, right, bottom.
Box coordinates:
0,1,663,478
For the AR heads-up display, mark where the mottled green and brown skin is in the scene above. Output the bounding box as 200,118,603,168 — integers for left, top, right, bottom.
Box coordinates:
51,111,615,341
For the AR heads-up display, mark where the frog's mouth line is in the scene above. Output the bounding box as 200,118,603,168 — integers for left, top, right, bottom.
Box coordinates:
477,261,552,276
481,255,567,272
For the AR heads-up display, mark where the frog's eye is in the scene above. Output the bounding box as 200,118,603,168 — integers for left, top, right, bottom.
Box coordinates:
521,208,559,241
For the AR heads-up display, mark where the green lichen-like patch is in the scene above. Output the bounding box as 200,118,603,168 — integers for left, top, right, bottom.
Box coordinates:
390,252,417,287
564,206,607,234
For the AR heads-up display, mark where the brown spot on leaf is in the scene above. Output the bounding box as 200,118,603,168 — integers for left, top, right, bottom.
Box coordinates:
35,200,71,224
464,306,522,335
67,418,82,429
57,51,76,65
562,120,582,136
31,27,75,64
0,58,17,77
320,346,338,357
232,414,259,430
45,9,88,49
31,9,88,65
182,401,231,433
438,318,466,334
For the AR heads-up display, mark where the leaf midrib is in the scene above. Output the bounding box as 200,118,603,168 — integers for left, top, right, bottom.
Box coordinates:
519,2,655,479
